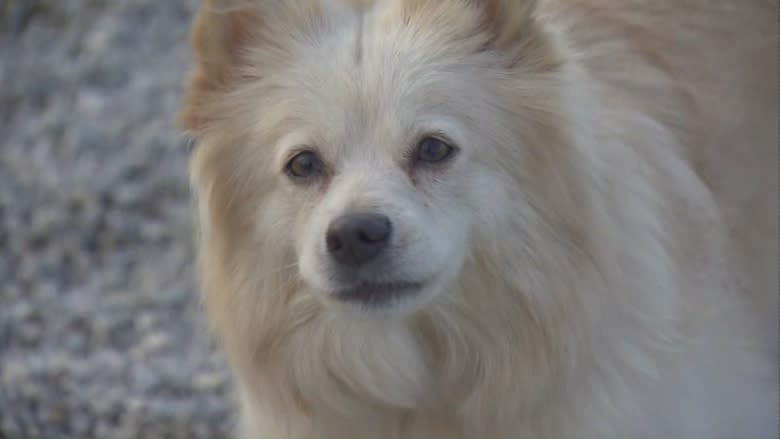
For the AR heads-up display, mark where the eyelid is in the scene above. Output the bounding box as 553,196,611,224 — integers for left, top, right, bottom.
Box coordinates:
273,131,313,171
284,146,316,165
416,131,454,146
413,115,464,146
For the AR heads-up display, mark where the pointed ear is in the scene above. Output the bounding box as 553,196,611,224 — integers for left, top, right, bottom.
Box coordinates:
480,0,538,48
477,0,560,70
191,0,261,83
179,0,261,131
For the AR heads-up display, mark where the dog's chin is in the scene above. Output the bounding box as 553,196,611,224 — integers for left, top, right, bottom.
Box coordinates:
336,279,427,306
312,274,447,316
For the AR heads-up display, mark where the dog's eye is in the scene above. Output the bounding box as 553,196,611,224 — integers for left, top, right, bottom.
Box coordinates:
416,137,456,164
285,151,322,180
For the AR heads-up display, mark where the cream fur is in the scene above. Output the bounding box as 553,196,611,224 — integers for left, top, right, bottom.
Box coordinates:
179,0,779,437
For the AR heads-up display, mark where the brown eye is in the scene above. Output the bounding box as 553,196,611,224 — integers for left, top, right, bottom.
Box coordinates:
416,137,456,163
286,151,322,179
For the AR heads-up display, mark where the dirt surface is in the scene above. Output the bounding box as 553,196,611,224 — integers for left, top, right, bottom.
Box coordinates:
0,1,236,437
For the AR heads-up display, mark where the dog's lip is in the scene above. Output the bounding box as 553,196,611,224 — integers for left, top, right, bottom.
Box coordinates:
334,280,425,306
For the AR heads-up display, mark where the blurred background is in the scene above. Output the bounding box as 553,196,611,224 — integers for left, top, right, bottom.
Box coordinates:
0,0,235,437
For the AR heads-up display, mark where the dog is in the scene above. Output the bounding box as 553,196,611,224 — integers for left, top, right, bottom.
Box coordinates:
179,0,779,437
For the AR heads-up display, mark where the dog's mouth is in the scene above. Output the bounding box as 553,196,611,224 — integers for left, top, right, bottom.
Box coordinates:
334,280,426,307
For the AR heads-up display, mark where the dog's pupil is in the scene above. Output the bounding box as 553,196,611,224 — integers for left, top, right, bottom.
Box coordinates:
294,153,314,175
421,138,447,161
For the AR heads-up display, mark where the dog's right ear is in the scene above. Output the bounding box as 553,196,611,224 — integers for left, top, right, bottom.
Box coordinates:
179,0,261,131
192,0,260,83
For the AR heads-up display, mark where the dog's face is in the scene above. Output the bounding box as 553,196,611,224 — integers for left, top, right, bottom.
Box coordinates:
257,16,494,313
183,0,566,316
289,106,472,311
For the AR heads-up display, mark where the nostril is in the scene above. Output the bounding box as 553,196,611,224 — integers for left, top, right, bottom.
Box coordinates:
326,231,343,252
357,216,391,243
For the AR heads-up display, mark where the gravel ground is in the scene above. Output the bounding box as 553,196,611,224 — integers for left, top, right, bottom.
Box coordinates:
0,1,236,437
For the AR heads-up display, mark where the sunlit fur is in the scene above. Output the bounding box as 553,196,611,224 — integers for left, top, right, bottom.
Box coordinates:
180,0,779,437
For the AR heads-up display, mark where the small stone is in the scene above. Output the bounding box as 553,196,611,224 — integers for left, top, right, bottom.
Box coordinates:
99,350,124,373
70,412,94,437
1,361,29,387
136,312,156,330
8,301,33,320
1,414,22,437
132,367,160,393
193,371,225,391
140,220,167,242
38,405,67,424
16,321,43,345
47,354,70,376
135,332,170,357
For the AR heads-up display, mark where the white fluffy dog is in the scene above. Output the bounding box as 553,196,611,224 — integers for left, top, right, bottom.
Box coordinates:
179,0,779,437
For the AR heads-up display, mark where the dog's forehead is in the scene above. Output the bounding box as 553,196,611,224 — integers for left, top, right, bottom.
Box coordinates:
276,11,480,150
235,0,493,159
271,24,430,149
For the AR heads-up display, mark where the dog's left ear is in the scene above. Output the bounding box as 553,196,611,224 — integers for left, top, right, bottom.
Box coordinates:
479,0,538,48
476,0,559,70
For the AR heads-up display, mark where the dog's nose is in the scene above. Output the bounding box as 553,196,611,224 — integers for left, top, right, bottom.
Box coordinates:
326,213,392,266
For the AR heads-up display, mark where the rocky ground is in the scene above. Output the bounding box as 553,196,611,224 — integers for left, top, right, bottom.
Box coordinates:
0,1,236,437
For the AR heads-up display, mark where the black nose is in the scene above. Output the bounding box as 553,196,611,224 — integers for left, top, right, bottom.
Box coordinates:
326,213,392,266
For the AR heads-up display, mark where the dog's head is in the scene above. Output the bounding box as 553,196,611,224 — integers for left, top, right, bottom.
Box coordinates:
181,0,578,317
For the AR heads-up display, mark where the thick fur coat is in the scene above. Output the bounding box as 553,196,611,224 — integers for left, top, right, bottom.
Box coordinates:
179,0,779,437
